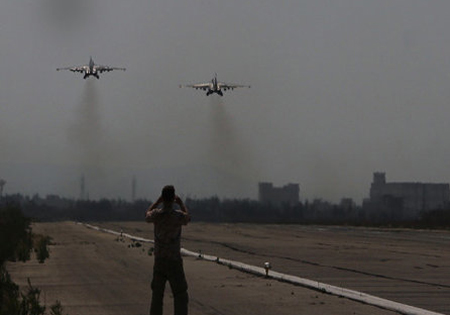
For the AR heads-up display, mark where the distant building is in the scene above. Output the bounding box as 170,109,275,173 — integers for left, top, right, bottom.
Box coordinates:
363,172,450,221
258,182,299,207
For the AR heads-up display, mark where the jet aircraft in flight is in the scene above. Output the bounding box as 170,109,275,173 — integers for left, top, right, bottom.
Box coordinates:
57,57,126,79
180,74,250,96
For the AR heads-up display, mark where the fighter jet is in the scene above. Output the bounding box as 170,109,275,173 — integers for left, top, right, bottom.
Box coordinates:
57,57,125,79
180,74,250,96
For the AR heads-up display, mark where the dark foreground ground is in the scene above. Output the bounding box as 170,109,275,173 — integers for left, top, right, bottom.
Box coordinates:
7,222,450,315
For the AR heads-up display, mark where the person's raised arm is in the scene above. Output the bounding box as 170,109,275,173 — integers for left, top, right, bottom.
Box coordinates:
175,195,191,224
145,196,163,222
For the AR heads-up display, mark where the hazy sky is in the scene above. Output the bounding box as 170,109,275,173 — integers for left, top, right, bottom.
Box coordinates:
2,0,450,203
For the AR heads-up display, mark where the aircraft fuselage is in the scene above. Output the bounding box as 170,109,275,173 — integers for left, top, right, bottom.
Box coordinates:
83,58,99,79
206,77,223,96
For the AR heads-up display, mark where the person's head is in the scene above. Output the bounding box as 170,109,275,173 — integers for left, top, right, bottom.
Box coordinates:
161,185,175,204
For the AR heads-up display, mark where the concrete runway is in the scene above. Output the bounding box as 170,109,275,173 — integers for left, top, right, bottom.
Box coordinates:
7,222,450,315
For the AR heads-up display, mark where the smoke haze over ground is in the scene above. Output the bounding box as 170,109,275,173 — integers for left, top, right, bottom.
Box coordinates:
2,0,450,202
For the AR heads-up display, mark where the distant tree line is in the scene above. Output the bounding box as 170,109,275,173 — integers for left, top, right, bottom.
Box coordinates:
0,193,449,228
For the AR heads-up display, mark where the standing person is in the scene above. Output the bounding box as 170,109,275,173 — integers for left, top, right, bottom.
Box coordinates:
145,185,191,315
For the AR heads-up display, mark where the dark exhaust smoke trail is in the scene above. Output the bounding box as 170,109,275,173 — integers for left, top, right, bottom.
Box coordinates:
207,96,259,197
67,80,106,194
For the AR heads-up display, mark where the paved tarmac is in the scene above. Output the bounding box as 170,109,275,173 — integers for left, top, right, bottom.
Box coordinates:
6,222,449,315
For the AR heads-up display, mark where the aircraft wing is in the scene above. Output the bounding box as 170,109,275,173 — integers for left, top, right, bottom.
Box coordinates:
218,82,251,90
179,83,211,91
95,65,126,73
56,66,88,73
